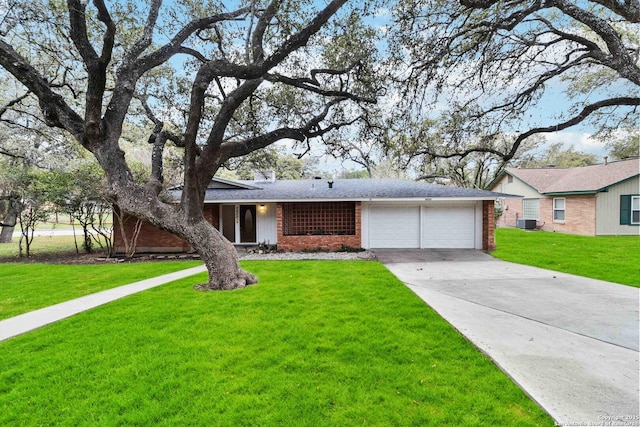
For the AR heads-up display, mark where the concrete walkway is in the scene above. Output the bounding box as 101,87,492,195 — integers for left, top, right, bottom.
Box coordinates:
375,249,640,427
0,264,207,342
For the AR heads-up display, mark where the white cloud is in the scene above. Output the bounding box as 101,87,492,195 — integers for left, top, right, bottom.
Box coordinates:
544,131,607,158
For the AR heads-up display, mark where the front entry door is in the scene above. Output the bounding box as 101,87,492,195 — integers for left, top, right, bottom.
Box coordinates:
220,204,257,244
221,205,236,242
240,205,256,243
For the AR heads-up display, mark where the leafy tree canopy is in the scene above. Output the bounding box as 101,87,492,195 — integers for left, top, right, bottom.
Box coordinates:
390,0,639,161
0,0,382,289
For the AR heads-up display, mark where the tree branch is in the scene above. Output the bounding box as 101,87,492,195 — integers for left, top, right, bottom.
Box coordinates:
266,73,376,103
0,92,30,119
505,96,640,159
588,0,640,22
0,40,84,140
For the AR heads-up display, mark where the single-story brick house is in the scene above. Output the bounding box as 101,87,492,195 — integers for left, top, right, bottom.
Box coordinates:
487,158,640,236
114,173,513,253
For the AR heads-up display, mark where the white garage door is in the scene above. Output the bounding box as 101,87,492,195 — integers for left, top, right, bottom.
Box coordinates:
422,207,475,248
369,206,420,248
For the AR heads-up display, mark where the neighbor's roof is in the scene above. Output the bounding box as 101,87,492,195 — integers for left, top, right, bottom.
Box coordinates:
493,158,639,195
172,178,515,202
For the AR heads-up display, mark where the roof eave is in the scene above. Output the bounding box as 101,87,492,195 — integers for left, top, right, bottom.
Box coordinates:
485,170,508,190
203,196,503,203
541,190,599,196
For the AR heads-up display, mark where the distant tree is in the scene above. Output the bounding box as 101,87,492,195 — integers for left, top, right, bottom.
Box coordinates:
0,159,21,243
0,192,20,243
11,169,50,257
229,147,306,180
42,163,112,255
385,121,540,188
336,169,370,179
515,143,598,168
371,158,407,179
604,129,640,160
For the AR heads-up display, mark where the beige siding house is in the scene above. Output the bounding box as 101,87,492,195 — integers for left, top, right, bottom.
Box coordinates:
488,158,640,236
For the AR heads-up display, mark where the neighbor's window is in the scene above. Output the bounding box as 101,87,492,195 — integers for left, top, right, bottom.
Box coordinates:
632,196,640,225
522,199,539,219
282,202,355,236
553,198,566,221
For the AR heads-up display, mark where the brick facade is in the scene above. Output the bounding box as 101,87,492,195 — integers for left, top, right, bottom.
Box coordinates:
496,198,521,228
276,202,362,251
113,204,220,253
540,195,596,235
495,195,597,236
482,200,496,251
116,199,495,252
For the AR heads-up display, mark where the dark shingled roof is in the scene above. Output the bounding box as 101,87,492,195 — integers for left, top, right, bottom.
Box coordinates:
171,178,516,202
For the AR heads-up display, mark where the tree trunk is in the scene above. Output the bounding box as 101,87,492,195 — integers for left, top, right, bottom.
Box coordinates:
185,219,258,291
0,222,16,243
0,196,20,243
95,146,256,290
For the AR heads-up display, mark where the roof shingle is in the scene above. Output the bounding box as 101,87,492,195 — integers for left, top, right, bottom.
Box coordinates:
506,158,639,194
171,178,515,202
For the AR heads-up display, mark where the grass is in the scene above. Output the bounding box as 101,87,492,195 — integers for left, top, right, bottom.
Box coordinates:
0,261,201,320
493,228,640,287
0,235,80,258
0,261,553,426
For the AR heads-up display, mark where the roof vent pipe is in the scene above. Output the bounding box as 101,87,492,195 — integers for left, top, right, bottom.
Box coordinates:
328,180,334,189
604,156,608,165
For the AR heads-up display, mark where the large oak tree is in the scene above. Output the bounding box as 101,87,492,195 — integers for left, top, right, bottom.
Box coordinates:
391,0,639,161
0,0,379,289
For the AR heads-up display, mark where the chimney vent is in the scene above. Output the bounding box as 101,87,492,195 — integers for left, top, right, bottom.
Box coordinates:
328,180,334,189
604,156,608,165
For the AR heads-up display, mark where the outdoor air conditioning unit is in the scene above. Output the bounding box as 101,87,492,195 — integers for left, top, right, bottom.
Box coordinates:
517,219,537,230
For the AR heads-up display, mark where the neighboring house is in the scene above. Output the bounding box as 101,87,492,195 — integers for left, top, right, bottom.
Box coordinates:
114,173,512,253
488,158,640,236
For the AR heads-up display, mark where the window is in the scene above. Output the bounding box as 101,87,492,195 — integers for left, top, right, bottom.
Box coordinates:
619,195,640,226
507,175,513,184
522,199,539,219
282,202,355,236
553,198,565,221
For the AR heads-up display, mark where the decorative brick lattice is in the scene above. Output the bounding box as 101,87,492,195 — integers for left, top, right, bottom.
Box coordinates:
282,202,356,236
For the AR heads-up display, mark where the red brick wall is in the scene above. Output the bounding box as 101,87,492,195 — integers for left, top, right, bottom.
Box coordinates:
496,198,523,228
539,195,596,236
113,204,220,253
276,202,362,251
495,196,597,236
483,200,496,251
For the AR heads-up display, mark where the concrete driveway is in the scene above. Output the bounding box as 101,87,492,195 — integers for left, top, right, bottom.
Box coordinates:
375,249,639,427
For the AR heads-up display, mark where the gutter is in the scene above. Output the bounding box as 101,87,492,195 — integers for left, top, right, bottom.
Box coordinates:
203,197,504,204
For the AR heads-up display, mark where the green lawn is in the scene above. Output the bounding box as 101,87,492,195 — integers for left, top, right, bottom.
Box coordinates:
493,228,640,287
0,235,79,258
0,261,201,320
0,261,553,426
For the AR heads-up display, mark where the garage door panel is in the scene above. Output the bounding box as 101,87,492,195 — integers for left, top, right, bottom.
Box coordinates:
369,206,420,248
422,207,475,248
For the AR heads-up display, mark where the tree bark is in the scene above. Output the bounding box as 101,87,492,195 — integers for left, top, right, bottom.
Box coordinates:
0,196,21,243
111,183,257,290
184,218,258,291
0,222,16,243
